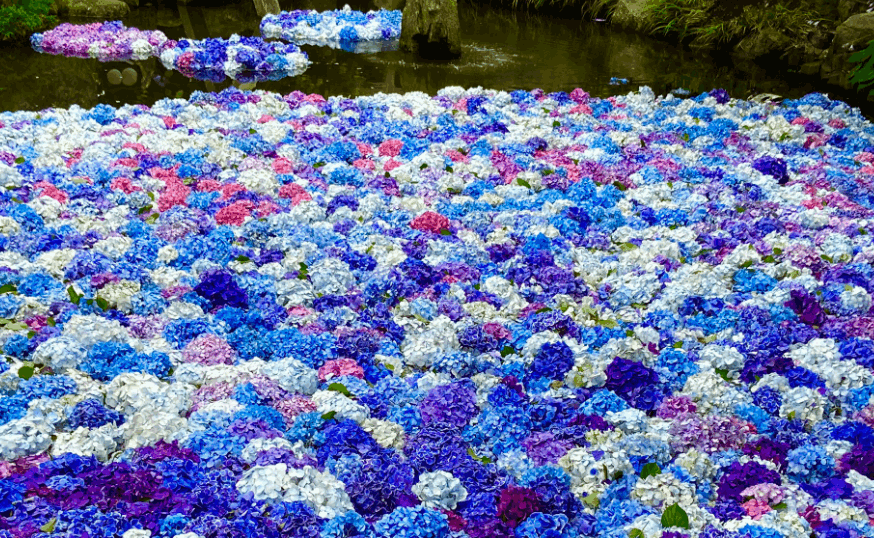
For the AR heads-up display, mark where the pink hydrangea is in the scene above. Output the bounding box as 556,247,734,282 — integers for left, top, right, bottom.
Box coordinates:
182,334,237,365
157,177,190,212
215,200,255,225
273,158,294,174
278,183,312,205
275,396,318,423
190,381,236,413
378,139,402,157
318,358,365,381
410,211,450,233
741,498,772,520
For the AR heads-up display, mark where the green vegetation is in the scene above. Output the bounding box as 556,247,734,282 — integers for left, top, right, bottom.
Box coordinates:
643,0,831,49
0,0,56,43
850,40,874,97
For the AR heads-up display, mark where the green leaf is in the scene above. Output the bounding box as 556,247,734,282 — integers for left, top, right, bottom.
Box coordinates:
739,260,753,268
552,120,561,127
612,181,627,191
500,346,515,358
67,286,80,305
628,530,645,538
17,365,34,380
619,242,637,252
772,502,787,510
467,447,492,464
419,163,429,170
597,319,618,328
763,255,776,263
535,307,552,314
145,213,159,224
640,462,662,479
772,247,782,255
321,411,336,421
517,178,531,188
249,128,257,134
235,255,251,263
328,383,352,397
439,229,452,236
95,297,110,312
715,368,730,382
14,157,24,165
147,191,155,201
672,341,684,349
40,518,56,533
0,283,16,295
45,317,55,327
661,503,690,529
138,205,152,215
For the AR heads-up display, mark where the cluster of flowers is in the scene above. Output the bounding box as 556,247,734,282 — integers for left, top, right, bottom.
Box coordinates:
157,35,311,83
260,5,402,49
30,21,169,62
0,84,873,538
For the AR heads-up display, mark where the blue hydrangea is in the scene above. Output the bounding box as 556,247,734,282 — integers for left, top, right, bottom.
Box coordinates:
373,506,449,538
786,445,834,483
18,374,77,401
580,390,629,415
67,399,125,429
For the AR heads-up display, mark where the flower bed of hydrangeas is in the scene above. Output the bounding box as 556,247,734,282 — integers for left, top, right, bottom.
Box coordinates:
260,5,402,48
30,21,169,61
0,85,873,538
158,35,310,82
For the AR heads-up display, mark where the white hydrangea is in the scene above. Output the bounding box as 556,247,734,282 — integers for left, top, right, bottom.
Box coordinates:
412,470,468,510
236,464,353,518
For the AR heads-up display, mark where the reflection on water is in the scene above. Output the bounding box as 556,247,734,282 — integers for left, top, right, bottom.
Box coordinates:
0,0,869,116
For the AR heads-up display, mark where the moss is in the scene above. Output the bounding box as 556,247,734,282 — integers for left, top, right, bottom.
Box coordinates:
0,0,56,43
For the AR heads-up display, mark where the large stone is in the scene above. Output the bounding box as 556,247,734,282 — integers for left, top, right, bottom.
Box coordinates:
732,27,793,61
399,0,461,59
839,0,869,22
610,0,653,32
253,0,280,17
822,12,874,89
56,0,130,18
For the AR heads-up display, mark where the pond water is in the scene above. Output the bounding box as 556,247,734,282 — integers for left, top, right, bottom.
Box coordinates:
1,0,869,116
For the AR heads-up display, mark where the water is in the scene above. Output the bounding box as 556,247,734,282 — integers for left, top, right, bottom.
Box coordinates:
0,0,868,115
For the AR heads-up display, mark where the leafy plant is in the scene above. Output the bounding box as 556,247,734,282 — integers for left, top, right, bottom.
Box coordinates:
643,0,826,50
849,39,874,98
0,0,56,42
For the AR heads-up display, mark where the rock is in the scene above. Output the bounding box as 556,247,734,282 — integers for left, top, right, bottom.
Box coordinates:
822,12,874,89
253,0,280,17
610,0,653,32
399,0,461,59
839,0,869,22
56,0,130,18
800,60,823,76
732,27,793,61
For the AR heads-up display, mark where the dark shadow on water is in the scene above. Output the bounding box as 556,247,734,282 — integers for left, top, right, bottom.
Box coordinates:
1,0,872,119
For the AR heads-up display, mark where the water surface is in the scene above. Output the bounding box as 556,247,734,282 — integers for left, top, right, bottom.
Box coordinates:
0,0,866,116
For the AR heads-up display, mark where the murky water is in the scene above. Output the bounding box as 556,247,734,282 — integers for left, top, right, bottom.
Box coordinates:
0,0,868,115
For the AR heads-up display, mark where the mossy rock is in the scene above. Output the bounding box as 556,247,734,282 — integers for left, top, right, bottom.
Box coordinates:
56,0,130,18
611,0,654,32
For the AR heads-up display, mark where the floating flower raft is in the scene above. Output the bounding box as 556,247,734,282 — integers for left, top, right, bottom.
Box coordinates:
1,86,874,538
30,21,169,62
158,35,311,82
260,5,402,47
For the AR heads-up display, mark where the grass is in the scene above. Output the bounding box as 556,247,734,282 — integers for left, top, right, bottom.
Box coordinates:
643,0,831,50
0,0,56,43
